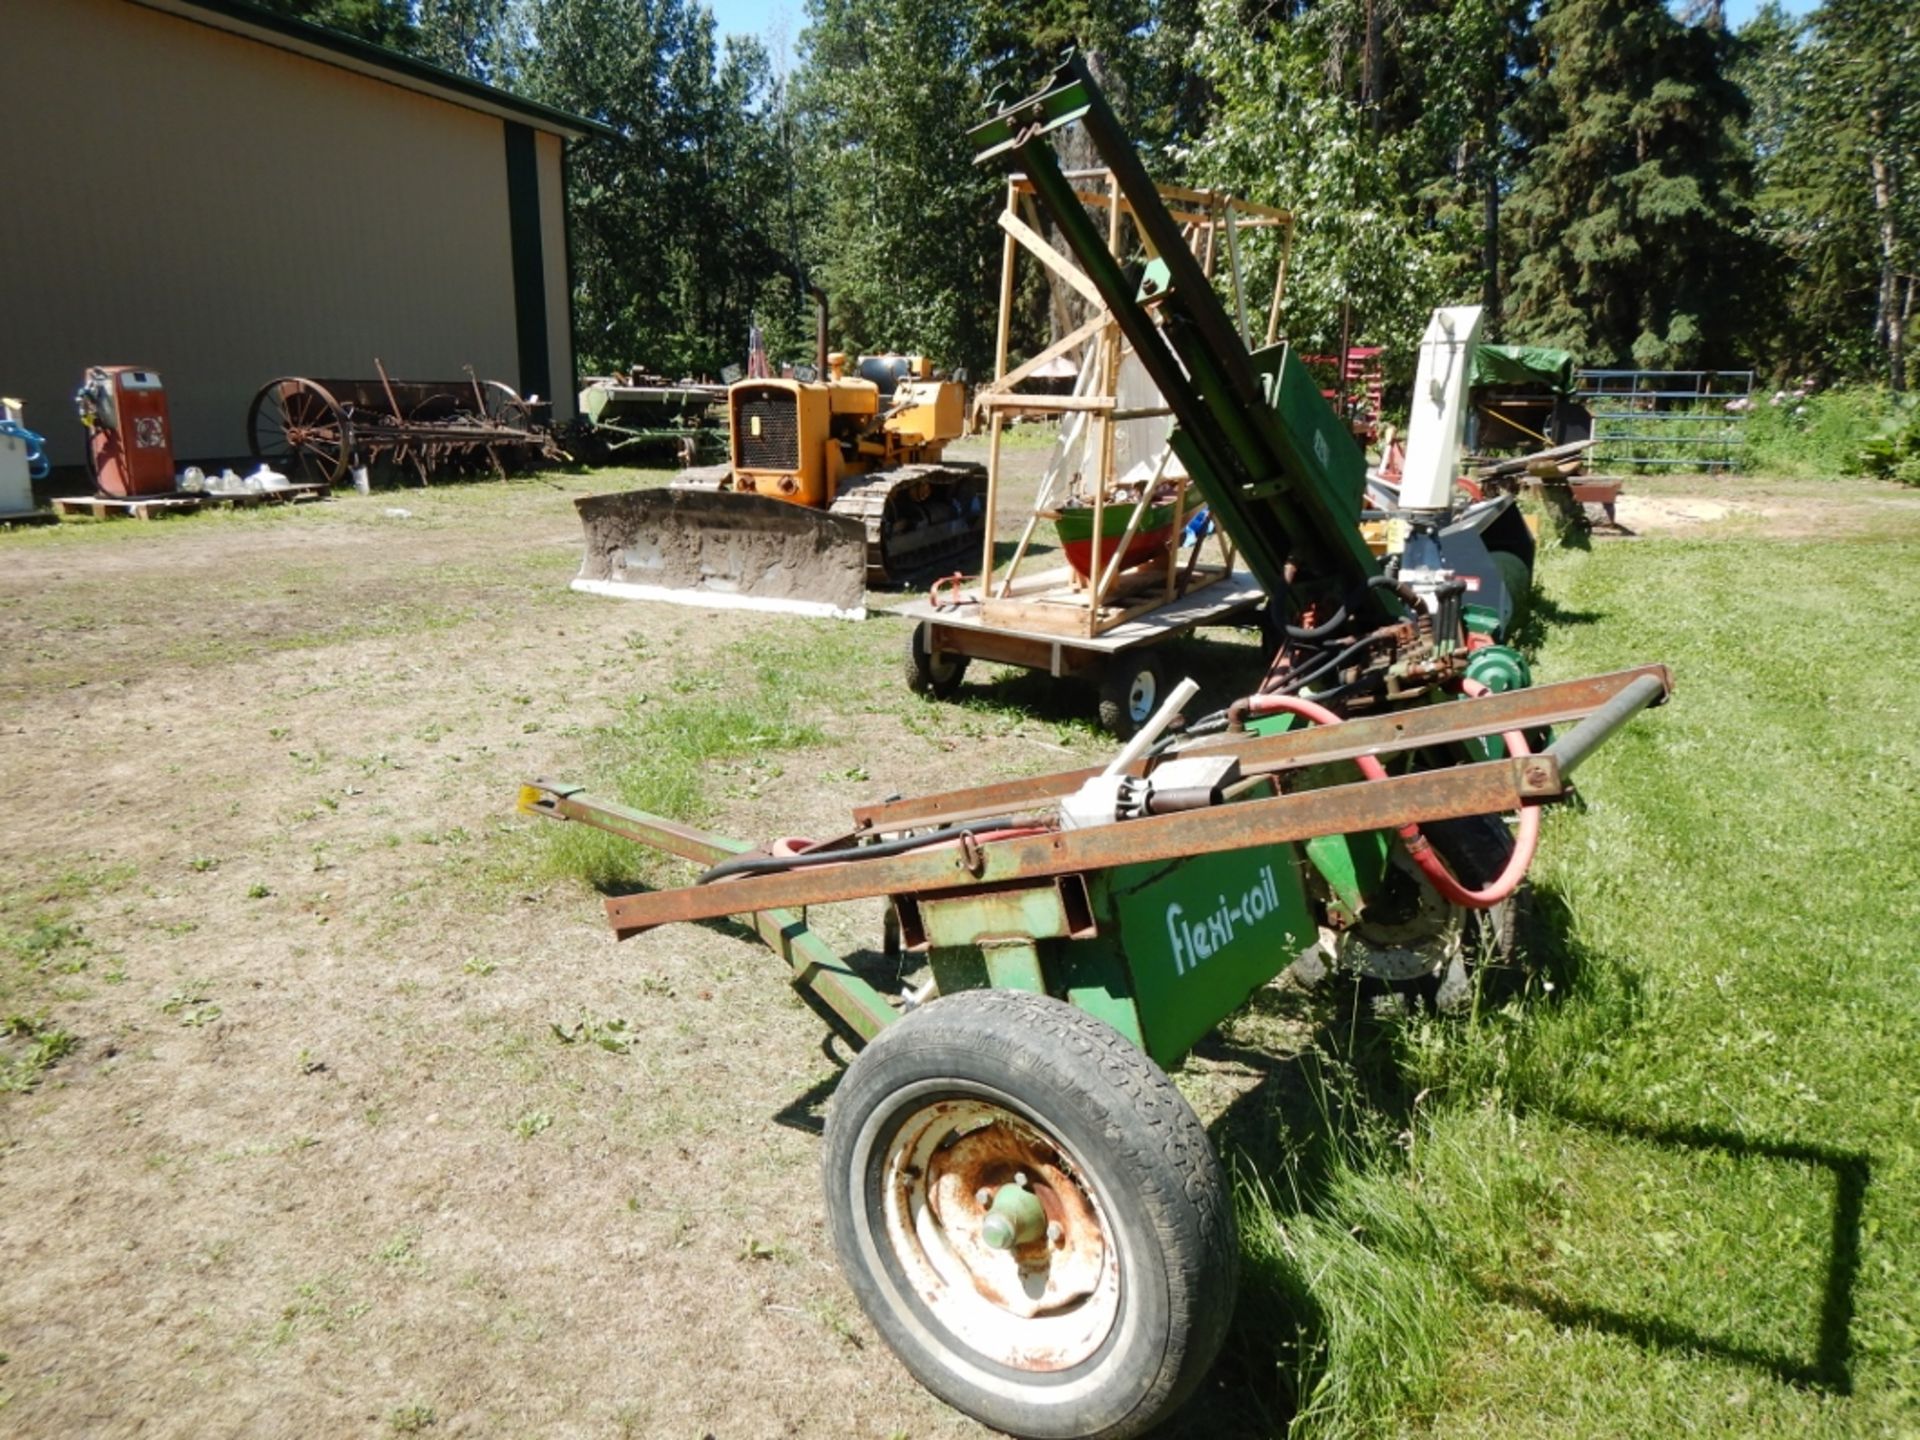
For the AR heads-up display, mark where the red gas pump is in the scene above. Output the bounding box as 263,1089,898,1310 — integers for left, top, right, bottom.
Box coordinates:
75,366,176,497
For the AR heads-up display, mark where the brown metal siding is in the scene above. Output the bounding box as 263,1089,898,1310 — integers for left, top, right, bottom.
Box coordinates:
0,0,572,467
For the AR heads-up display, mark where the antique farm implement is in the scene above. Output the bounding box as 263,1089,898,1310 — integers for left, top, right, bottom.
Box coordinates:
522,57,1672,1440
574,373,728,464
897,96,1533,737
519,665,1666,1439
894,173,1289,732
246,364,561,485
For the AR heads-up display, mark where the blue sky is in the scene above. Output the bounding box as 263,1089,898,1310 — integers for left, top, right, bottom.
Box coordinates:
1723,0,1815,25
707,0,1818,55
709,0,801,66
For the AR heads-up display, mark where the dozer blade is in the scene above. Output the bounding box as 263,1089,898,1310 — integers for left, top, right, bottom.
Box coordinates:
571,488,870,621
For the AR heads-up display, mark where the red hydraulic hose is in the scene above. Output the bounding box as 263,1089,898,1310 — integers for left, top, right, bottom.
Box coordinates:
1241,680,1539,909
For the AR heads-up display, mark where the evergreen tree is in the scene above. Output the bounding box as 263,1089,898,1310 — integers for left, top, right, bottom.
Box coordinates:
791,0,1001,371
522,0,788,376
1502,0,1754,368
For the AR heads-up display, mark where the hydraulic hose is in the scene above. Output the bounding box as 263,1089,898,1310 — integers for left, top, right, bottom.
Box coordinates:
1237,681,1539,910
1281,602,1350,643
1237,631,1387,729
695,816,1046,885
1278,632,1381,696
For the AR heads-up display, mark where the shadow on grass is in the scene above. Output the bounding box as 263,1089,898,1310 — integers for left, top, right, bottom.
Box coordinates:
598,858,1865,1422
1510,591,1608,651
1159,871,1862,1433
1482,1109,1870,1395
1156,979,1428,1439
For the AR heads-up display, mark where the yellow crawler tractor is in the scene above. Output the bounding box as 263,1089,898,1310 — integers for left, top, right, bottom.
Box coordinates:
573,307,985,621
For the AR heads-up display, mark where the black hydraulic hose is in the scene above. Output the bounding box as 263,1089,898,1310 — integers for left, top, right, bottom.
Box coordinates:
695,815,1034,886
1369,573,1420,608
1282,603,1350,643
1276,632,1381,697
1278,574,1388,643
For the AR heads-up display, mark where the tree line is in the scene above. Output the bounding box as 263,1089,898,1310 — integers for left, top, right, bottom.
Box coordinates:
266,0,1916,390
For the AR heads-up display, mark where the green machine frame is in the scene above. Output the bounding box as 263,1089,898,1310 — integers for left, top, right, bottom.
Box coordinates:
522,668,1667,1070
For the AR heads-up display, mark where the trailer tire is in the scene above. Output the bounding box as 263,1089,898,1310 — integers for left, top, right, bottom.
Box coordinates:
1097,651,1167,738
904,622,969,700
822,990,1235,1440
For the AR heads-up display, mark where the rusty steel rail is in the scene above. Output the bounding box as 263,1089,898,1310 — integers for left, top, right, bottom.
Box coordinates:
850,665,1672,834
517,784,898,1042
580,755,1549,940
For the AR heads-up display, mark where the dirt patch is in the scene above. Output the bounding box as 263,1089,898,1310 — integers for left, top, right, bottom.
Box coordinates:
1612,492,1763,533
1609,473,1920,540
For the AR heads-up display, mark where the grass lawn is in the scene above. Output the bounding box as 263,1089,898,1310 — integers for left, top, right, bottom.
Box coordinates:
1209,510,1920,1436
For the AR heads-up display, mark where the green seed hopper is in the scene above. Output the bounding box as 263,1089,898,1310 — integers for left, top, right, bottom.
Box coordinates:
521,54,1674,1440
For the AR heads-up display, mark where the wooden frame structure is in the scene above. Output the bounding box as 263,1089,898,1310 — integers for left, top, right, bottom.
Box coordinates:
970,171,1294,640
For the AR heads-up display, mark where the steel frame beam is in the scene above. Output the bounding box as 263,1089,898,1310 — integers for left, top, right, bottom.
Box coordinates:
850,666,1671,832
586,757,1557,939
516,784,898,1042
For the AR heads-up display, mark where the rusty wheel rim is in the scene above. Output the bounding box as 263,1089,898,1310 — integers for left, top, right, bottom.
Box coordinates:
248,378,348,486
881,1096,1121,1371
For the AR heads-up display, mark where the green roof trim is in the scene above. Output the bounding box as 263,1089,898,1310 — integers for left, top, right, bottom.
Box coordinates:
134,0,618,140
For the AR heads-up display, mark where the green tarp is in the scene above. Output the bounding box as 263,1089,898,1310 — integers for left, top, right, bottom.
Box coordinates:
1471,344,1577,394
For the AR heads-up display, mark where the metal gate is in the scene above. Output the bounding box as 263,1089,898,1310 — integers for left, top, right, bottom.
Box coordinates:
1574,368,1754,472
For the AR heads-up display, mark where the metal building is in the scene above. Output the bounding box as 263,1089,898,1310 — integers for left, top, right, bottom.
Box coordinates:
2,0,608,470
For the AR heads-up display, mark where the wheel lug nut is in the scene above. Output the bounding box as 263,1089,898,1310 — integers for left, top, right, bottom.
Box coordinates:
975,1187,993,1207
1014,1171,1029,1188
1046,1221,1064,1246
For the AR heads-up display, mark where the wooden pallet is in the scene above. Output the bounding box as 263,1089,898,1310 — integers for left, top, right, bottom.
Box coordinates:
53,484,331,521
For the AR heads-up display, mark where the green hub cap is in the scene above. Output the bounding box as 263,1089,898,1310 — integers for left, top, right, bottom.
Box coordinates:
980,1178,1048,1251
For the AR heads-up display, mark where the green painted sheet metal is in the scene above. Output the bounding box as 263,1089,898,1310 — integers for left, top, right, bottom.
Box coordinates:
981,938,1048,993
917,883,1078,949
1053,946,1147,1051
1085,847,1316,1069
1304,830,1391,926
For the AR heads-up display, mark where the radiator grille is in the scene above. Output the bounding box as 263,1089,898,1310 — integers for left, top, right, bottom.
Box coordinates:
734,387,800,471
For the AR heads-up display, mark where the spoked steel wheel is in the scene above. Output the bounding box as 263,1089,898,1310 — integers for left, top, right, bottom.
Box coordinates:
824,990,1235,1440
481,380,534,432
247,377,350,486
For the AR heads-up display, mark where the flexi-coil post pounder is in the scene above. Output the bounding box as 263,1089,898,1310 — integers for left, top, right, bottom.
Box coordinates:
518,56,1675,1440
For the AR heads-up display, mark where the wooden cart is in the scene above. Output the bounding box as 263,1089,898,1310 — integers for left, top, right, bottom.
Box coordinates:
901,170,1293,733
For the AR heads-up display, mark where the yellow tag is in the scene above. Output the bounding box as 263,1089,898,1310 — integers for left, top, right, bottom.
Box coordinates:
1386,517,1409,556
750,416,762,437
